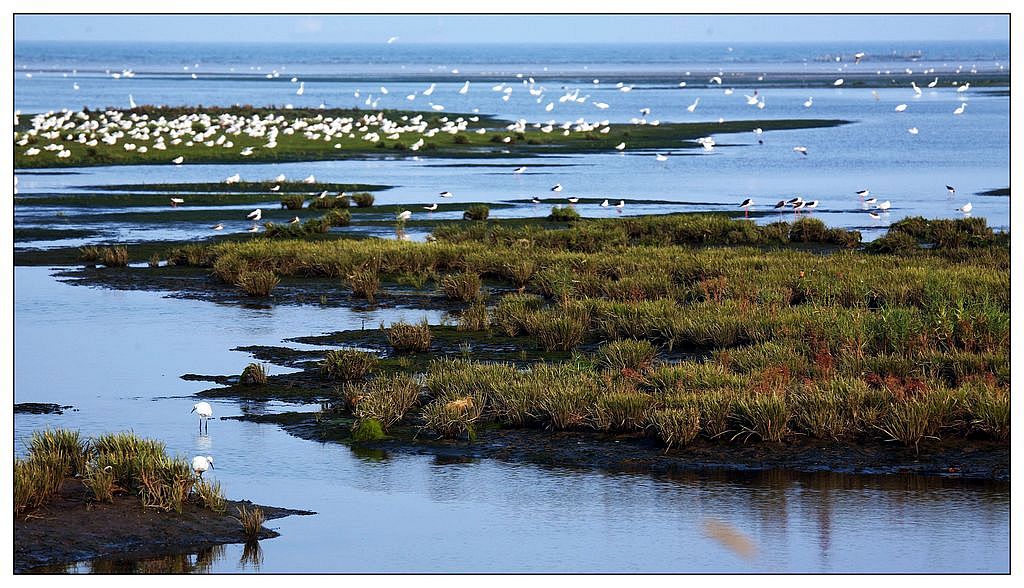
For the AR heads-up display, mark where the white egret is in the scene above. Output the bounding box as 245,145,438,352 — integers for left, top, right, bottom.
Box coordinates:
397,210,412,221
877,200,892,211
191,402,213,433
224,173,241,184
296,82,305,96
803,97,813,108
687,97,700,113
956,82,970,93
458,81,470,95
912,81,922,96
895,104,908,112
953,103,967,115
614,142,626,151
247,208,263,221
600,199,610,207
928,77,939,88
908,127,919,135
191,455,214,477
129,94,137,108
833,78,844,86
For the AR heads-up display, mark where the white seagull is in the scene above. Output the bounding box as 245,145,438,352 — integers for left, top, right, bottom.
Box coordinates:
600,199,610,207
171,156,184,165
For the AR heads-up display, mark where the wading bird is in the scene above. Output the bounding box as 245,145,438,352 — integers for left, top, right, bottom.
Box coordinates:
803,97,813,108
211,223,224,231
614,142,626,151
424,203,438,211
895,104,908,112
247,208,262,221
191,402,213,433
864,197,878,206
513,166,527,174
868,211,881,220
600,199,610,207
946,185,956,196
439,191,453,198
170,197,184,207
739,198,753,217
191,455,214,477
953,103,967,115
655,153,669,162
956,202,973,215
615,200,625,211
550,184,563,192
804,200,819,212
397,210,412,221
532,196,542,204
568,196,579,204
856,189,870,199
928,77,939,88
172,156,184,165
774,200,787,210
877,200,891,211
793,146,808,156
290,216,300,224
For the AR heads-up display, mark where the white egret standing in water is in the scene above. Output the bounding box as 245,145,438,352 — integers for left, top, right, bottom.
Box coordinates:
191,402,213,433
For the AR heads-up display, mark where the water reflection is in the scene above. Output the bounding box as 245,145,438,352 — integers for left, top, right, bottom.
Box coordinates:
239,541,264,572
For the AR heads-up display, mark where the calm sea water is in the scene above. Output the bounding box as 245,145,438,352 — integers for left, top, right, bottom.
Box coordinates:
13,41,1010,245
14,267,1010,573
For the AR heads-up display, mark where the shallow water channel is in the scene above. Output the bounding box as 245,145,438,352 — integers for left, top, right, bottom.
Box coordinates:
13,266,1009,573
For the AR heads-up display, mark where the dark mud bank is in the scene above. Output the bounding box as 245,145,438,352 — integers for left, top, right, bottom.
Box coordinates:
241,411,1009,482
15,479,315,573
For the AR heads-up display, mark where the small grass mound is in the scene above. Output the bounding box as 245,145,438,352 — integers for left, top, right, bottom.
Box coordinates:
463,204,490,221
240,362,268,385
235,270,280,297
352,192,375,207
548,205,581,222
440,272,483,302
280,195,305,210
384,319,433,353
320,349,379,381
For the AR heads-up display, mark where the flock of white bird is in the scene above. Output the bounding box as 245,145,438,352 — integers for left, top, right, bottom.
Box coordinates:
16,51,985,233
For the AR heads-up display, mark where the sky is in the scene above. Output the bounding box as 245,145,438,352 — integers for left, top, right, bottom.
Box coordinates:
12,14,1011,44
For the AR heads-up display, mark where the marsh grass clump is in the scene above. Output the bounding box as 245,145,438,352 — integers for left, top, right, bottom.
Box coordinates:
548,205,581,222
352,373,422,430
240,362,268,386
236,505,265,541
493,293,545,336
348,263,381,303
420,394,485,440
79,245,102,263
28,428,89,478
528,305,591,352
101,246,129,267
309,194,349,209
280,194,305,210
351,418,386,441
14,456,67,513
384,319,432,353
457,302,490,332
235,270,280,297
595,339,658,373
648,405,701,450
194,478,227,514
148,253,161,268
441,271,483,302
138,455,195,513
732,393,790,442
82,464,120,503
319,349,379,381
351,192,375,207
463,204,490,221
591,385,654,432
